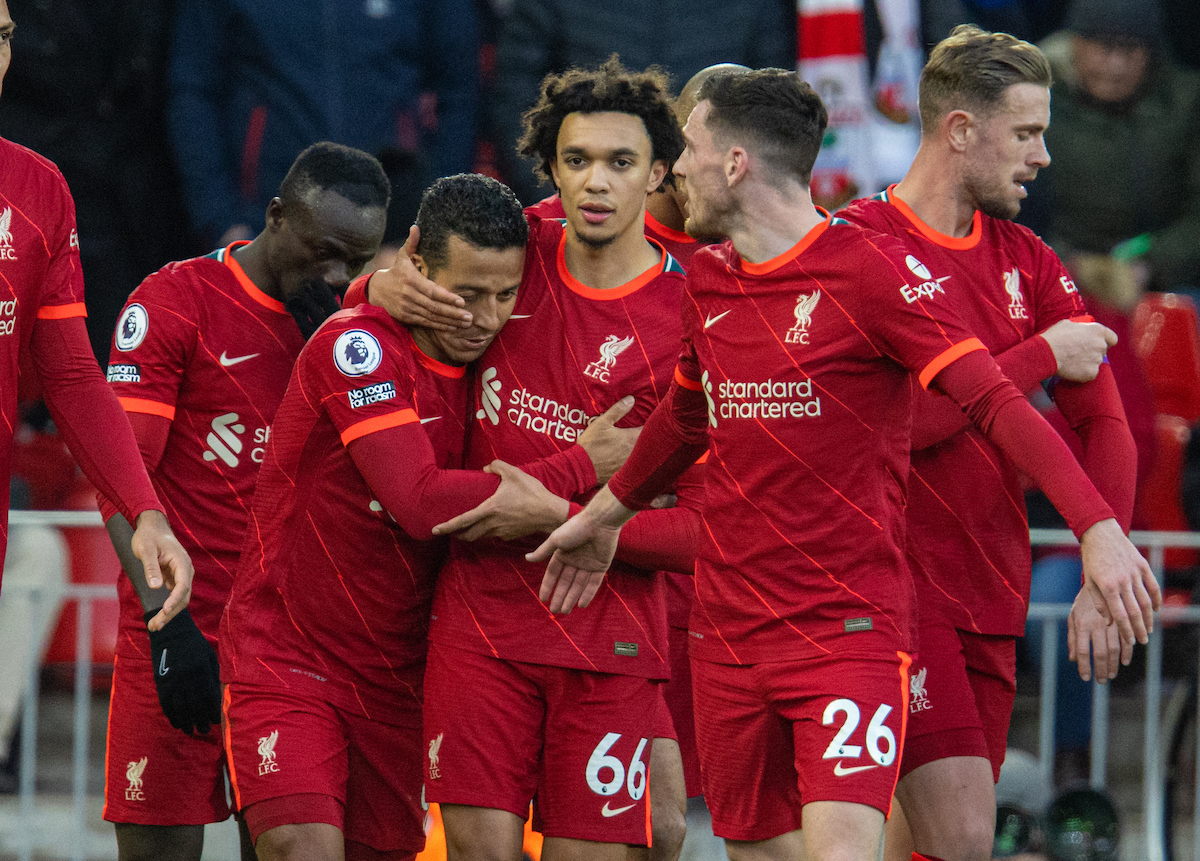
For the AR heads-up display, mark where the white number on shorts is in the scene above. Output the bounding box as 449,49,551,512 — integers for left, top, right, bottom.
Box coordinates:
586,732,649,800
822,699,897,766
821,699,863,759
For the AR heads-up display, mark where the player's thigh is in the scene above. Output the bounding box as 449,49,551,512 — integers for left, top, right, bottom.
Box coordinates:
800,799,885,861
342,704,426,856
439,804,526,861
894,756,996,859
962,630,1017,779
105,654,231,827
255,822,343,861
223,684,348,842
113,823,204,861
778,653,909,815
536,668,658,846
690,657,801,843
422,643,543,818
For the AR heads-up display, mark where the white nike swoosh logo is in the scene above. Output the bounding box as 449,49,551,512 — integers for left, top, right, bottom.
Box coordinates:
420,416,442,424
219,351,260,367
832,761,878,776
509,314,533,319
704,310,731,329
601,801,636,817
159,650,169,676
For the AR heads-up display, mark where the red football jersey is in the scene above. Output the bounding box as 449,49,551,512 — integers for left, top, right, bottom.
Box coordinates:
674,213,991,664
429,217,686,679
106,243,305,654
0,138,87,562
219,305,472,723
841,188,1097,635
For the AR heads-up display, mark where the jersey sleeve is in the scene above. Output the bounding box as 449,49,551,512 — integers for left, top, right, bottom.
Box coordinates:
1027,233,1087,327
107,271,199,422
35,170,87,318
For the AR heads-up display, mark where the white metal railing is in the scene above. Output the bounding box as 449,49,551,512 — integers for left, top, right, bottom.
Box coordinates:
3,515,1200,860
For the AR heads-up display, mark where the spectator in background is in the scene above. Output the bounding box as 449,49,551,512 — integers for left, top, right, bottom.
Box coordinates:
0,0,187,363
487,0,794,204
1022,0,1200,292
167,0,478,258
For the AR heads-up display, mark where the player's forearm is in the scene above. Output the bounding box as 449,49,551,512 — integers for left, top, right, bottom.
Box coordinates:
35,317,162,523
911,333,1056,451
935,350,1114,538
1052,363,1137,532
104,512,173,614
609,383,708,510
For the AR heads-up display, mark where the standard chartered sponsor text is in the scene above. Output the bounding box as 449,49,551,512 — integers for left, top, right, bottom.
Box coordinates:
508,386,592,441
718,377,820,419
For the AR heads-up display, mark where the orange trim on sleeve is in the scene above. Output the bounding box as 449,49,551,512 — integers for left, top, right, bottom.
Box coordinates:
674,367,702,391
917,338,987,389
339,409,420,446
118,396,177,420
37,302,87,320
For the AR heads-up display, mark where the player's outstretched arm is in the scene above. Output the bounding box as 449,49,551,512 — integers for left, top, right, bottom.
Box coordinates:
1067,584,1129,683
1078,518,1160,646
527,486,635,614
434,459,569,541
351,225,472,331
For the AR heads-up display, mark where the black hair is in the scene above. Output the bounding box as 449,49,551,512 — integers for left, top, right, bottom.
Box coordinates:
698,69,827,185
279,142,391,211
518,55,684,190
415,174,528,272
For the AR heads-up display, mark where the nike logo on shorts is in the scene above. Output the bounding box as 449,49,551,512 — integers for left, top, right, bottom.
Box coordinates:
704,310,731,329
509,314,533,319
420,416,442,424
158,650,169,676
601,801,636,817
832,761,878,776
219,351,260,367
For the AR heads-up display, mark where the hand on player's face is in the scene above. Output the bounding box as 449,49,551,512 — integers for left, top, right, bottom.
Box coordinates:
285,278,342,340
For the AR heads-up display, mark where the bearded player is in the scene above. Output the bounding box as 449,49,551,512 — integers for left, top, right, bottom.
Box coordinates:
839,26,1159,861
530,68,1155,861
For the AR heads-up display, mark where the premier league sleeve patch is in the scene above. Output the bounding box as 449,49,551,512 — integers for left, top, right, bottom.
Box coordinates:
333,329,383,377
115,304,149,351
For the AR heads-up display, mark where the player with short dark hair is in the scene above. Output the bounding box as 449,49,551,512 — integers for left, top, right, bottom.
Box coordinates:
839,24,1158,861
0,0,192,621
529,66,1155,861
360,57,701,861
101,141,390,861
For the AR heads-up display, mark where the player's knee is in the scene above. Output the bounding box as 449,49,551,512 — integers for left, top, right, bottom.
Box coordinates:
255,822,343,861
114,823,204,861
649,798,687,861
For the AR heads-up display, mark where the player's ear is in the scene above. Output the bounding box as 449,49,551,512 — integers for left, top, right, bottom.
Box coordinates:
725,146,749,186
646,160,669,194
410,252,429,277
265,198,286,232
945,110,973,153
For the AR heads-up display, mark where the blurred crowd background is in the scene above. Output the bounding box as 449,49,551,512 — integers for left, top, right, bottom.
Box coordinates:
1,1,1198,857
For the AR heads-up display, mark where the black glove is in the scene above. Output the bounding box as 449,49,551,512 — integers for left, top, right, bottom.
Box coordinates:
144,608,222,735
285,278,343,340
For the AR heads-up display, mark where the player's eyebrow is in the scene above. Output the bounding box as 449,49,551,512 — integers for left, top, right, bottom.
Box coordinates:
561,145,640,159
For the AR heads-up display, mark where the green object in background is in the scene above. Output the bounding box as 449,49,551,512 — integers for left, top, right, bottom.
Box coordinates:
993,804,1035,857
1043,788,1120,861
1111,233,1153,262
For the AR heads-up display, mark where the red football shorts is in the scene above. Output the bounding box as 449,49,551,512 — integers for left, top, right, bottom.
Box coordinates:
691,651,911,842
422,642,655,846
103,654,232,825
222,684,425,854
900,615,1016,782
664,625,701,797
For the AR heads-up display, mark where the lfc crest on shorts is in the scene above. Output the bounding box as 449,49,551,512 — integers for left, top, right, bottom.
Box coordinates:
258,730,280,775
909,667,931,713
125,756,147,801
585,335,635,382
428,733,444,780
